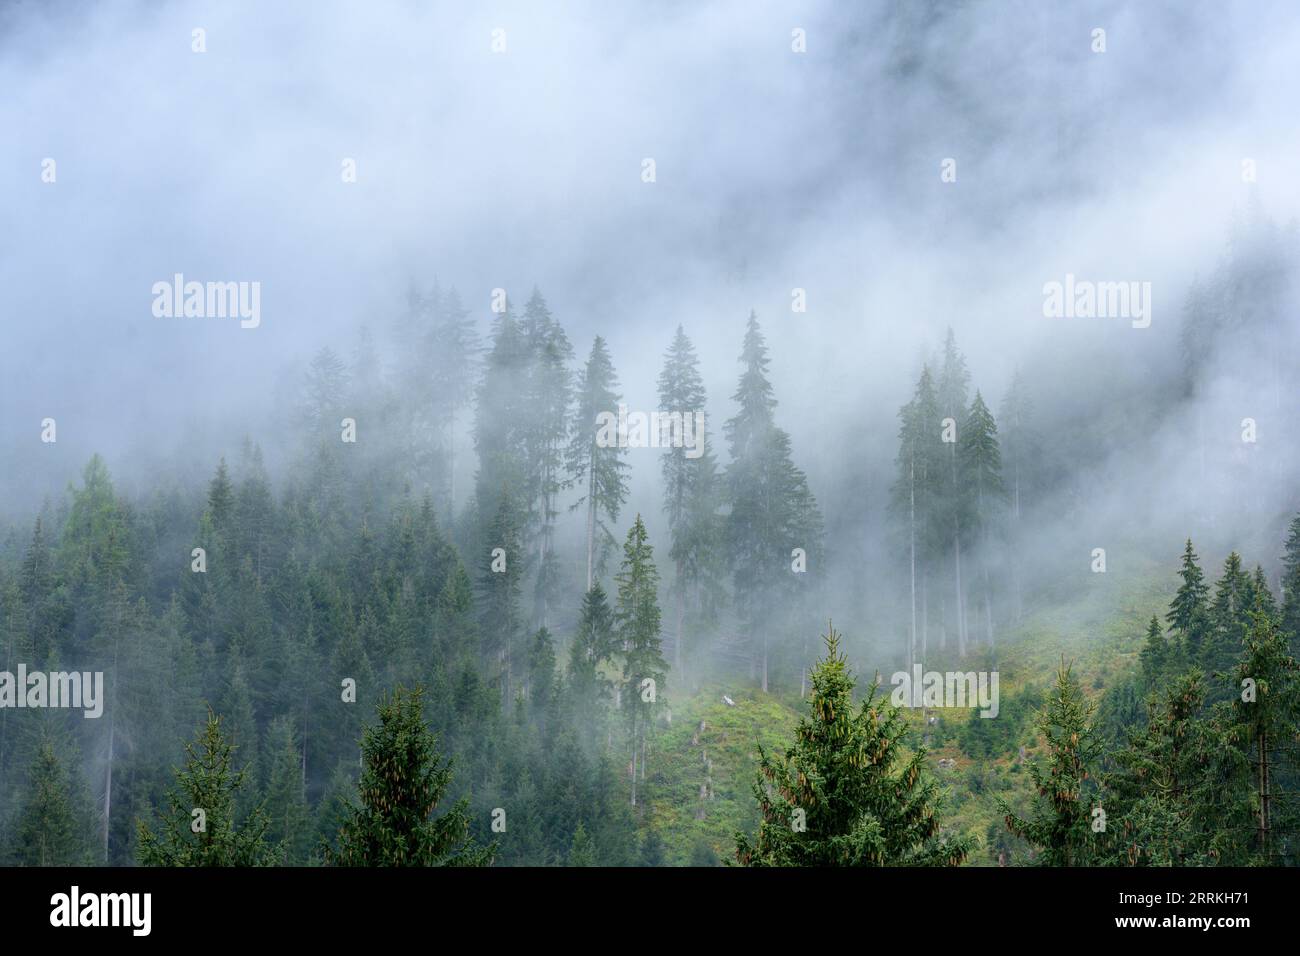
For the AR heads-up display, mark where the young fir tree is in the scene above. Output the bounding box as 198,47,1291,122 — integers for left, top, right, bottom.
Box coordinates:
1205,552,1253,674
434,559,477,665
299,347,350,438
526,627,559,731
1138,614,1171,688
724,312,823,691
329,614,375,772
615,516,666,807
10,740,94,866
1249,565,1279,621
1102,671,1244,866
1167,539,1211,662
262,716,311,865
478,489,524,701
735,624,969,866
327,686,492,867
639,829,667,867
217,647,260,819
957,390,1004,648
137,712,276,866
568,581,616,744
657,325,722,674
1001,663,1103,866
568,819,595,866
17,516,60,664
1229,606,1300,863
567,336,630,591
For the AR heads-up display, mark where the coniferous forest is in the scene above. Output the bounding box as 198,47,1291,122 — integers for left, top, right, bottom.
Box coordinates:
3,1,1300,891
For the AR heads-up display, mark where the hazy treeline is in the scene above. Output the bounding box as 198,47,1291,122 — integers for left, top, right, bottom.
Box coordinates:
0,288,827,866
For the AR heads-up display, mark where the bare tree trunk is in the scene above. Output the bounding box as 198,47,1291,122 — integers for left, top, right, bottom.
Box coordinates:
1259,731,1271,856
909,456,918,674
630,712,638,807
102,620,121,863
979,484,994,647
953,529,966,657
1012,455,1023,622
921,570,932,655
447,409,457,522
949,442,967,654
103,715,115,862
674,561,684,676
585,468,596,593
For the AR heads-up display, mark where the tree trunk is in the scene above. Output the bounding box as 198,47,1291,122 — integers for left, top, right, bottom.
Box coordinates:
102,626,121,863
448,408,460,525
674,560,684,676
908,455,918,674
949,442,967,654
953,528,966,657
630,712,638,807
1259,730,1271,856
922,570,931,655
585,465,596,592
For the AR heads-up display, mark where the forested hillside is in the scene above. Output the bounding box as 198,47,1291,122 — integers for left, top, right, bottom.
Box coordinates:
3,1,1300,877
2,247,1299,866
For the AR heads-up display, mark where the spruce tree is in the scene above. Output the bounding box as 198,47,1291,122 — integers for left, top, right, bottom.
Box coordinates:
327,686,492,867
520,288,573,630
1138,614,1169,688
138,712,276,866
1001,663,1103,866
657,325,722,673
1229,607,1300,862
1167,539,1211,661
568,582,616,743
957,390,1004,648
724,312,823,691
426,286,481,515
615,516,666,806
299,347,350,437
1102,672,1243,866
478,489,524,700
1206,552,1252,673
568,820,595,866
11,740,93,866
735,624,969,866
1281,514,1300,654
262,716,311,865
936,329,971,655
567,336,629,591
473,300,530,558
890,365,943,670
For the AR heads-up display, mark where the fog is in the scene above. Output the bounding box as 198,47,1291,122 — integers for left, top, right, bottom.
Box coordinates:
4,0,1300,663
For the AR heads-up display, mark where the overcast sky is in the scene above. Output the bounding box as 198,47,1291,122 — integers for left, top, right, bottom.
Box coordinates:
4,0,1300,582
